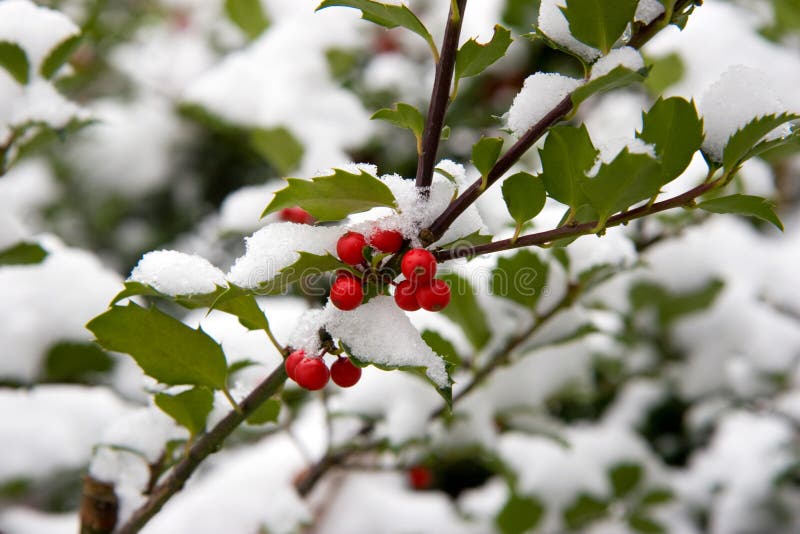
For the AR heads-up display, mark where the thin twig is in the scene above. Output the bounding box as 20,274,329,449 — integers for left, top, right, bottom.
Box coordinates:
112,365,288,534
415,0,468,189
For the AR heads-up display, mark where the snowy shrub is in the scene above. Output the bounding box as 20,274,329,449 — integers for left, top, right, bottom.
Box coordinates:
2,1,800,533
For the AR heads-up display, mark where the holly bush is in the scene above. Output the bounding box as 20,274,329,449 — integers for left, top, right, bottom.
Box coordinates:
2,1,800,533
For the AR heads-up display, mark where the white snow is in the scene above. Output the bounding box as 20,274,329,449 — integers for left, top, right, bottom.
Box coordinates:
0,158,60,223
537,0,601,62
507,73,583,138
699,65,790,162
635,0,665,24
129,250,227,296
0,240,122,382
218,182,283,234
0,509,76,534
323,297,449,388
227,222,342,289
0,386,132,482
590,47,644,81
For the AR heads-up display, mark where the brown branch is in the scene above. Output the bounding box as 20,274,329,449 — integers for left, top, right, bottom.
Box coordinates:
105,365,289,534
415,0,468,189
434,178,720,262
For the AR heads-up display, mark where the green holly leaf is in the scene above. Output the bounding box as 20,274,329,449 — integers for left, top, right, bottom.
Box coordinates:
639,488,674,507
491,249,549,309
628,515,666,534
579,149,662,229
697,194,784,231
371,103,425,152
87,302,228,390
317,0,437,59
250,126,304,174
630,279,724,327
609,462,643,499
563,493,608,530
44,342,114,382
225,0,270,39
262,168,397,221
538,124,597,213
155,387,214,437
455,24,513,80
502,172,547,237
40,35,82,79
637,97,704,183
421,330,462,367
436,230,494,251
572,65,648,107
0,41,29,85
559,0,638,54
472,137,504,178
0,242,47,266
496,494,545,534
344,346,453,408
643,52,684,95
246,398,281,425
439,273,491,350
527,27,590,67
256,252,345,294
722,113,799,172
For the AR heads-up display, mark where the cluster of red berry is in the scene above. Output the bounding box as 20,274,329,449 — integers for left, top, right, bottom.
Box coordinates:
284,349,362,390
331,229,451,312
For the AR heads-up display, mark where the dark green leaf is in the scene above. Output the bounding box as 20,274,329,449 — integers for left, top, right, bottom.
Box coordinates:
538,124,597,213
87,303,228,389
210,285,272,331
638,97,703,183
559,0,638,53
371,103,424,149
40,35,82,79
439,273,491,350
722,113,799,171
0,242,47,266
697,194,784,231
155,387,214,436
639,488,674,507
628,515,666,534
502,172,547,227
246,398,281,425
579,149,662,228
491,250,549,309
316,0,436,58
256,252,345,294
563,493,608,530
0,42,29,85
503,0,542,33
572,65,648,107
262,168,396,221
44,342,114,382
643,52,684,95
250,126,304,174
496,494,544,534
630,279,724,327
527,27,589,67
455,25,512,80
421,330,462,367
225,0,270,39
472,137,504,177
344,345,453,408
227,359,261,376
609,462,643,499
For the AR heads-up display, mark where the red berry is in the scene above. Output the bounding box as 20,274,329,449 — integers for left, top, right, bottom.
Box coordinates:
416,279,450,311
284,349,305,380
294,357,330,390
330,273,364,310
407,466,433,490
279,207,314,224
401,248,437,282
369,229,404,253
337,232,367,266
394,279,421,311
330,357,362,387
